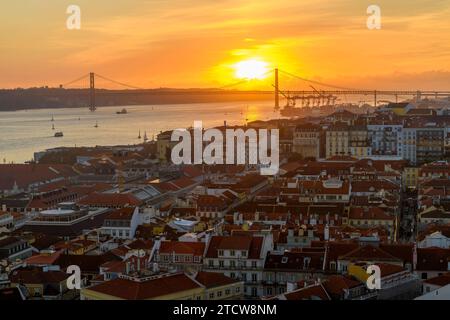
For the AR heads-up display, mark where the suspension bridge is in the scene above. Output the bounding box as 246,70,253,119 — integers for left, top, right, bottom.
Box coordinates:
59,70,450,112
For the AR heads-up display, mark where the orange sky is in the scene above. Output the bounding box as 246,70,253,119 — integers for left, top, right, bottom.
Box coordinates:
1,0,449,90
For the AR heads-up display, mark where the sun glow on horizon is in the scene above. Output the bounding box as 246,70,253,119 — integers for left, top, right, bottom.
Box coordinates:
233,59,270,80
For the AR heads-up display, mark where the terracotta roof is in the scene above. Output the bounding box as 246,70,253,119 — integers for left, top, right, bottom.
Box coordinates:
417,247,450,271
25,250,64,265
0,164,77,191
351,180,400,193
159,241,205,256
78,193,142,207
377,263,407,277
194,271,240,288
105,207,136,221
424,273,450,286
349,207,394,220
85,273,202,299
282,284,331,300
264,251,324,271
205,236,263,259
10,268,68,284
339,245,401,262
322,275,362,296
55,253,121,273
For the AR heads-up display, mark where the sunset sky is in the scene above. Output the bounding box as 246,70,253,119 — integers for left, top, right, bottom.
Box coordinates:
1,0,449,90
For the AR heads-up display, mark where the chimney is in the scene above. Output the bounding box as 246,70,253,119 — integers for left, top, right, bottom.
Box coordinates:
324,224,330,241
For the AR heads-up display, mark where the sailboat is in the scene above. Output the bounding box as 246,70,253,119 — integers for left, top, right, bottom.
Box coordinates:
138,130,141,139
143,131,148,142
51,115,54,122
52,124,55,130
94,121,99,128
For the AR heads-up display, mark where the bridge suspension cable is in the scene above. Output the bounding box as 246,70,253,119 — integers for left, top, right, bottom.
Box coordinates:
278,69,366,91
61,73,90,88
94,73,143,90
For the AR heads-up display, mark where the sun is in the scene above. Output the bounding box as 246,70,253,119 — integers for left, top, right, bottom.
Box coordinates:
233,59,269,80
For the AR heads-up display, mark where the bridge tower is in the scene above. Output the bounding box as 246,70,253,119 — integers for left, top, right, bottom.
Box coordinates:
274,68,279,109
89,72,96,112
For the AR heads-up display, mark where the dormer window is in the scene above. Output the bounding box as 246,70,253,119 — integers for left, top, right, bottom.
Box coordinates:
281,257,288,264
241,250,247,257
218,249,224,256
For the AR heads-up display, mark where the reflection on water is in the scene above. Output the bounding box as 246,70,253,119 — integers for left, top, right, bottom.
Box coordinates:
0,101,278,163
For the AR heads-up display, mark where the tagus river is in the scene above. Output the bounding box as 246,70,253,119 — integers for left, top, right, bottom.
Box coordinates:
0,101,278,163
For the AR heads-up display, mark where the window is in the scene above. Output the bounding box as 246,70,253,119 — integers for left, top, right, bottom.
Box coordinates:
208,260,214,267
251,287,257,297
218,250,224,256
252,261,257,268
230,250,235,256
209,292,214,299
219,260,224,268
217,291,222,298
225,289,231,295
252,273,257,282
241,251,247,257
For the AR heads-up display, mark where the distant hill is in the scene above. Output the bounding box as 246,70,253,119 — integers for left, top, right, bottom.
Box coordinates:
0,88,273,111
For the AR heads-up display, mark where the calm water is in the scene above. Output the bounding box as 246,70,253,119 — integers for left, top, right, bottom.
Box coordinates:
0,101,279,163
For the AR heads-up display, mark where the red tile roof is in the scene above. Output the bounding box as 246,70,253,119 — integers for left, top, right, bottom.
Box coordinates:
0,164,78,191
10,268,69,284
282,284,331,300
424,273,450,286
205,236,263,259
349,207,394,221
78,193,142,207
105,207,136,221
194,271,240,288
85,273,202,299
417,247,450,271
159,241,205,256
339,245,401,263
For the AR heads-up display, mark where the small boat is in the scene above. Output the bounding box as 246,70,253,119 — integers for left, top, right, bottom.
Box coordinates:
138,130,141,139
143,131,148,142
116,108,128,114
52,124,55,130
94,121,99,128
54,131,63,137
